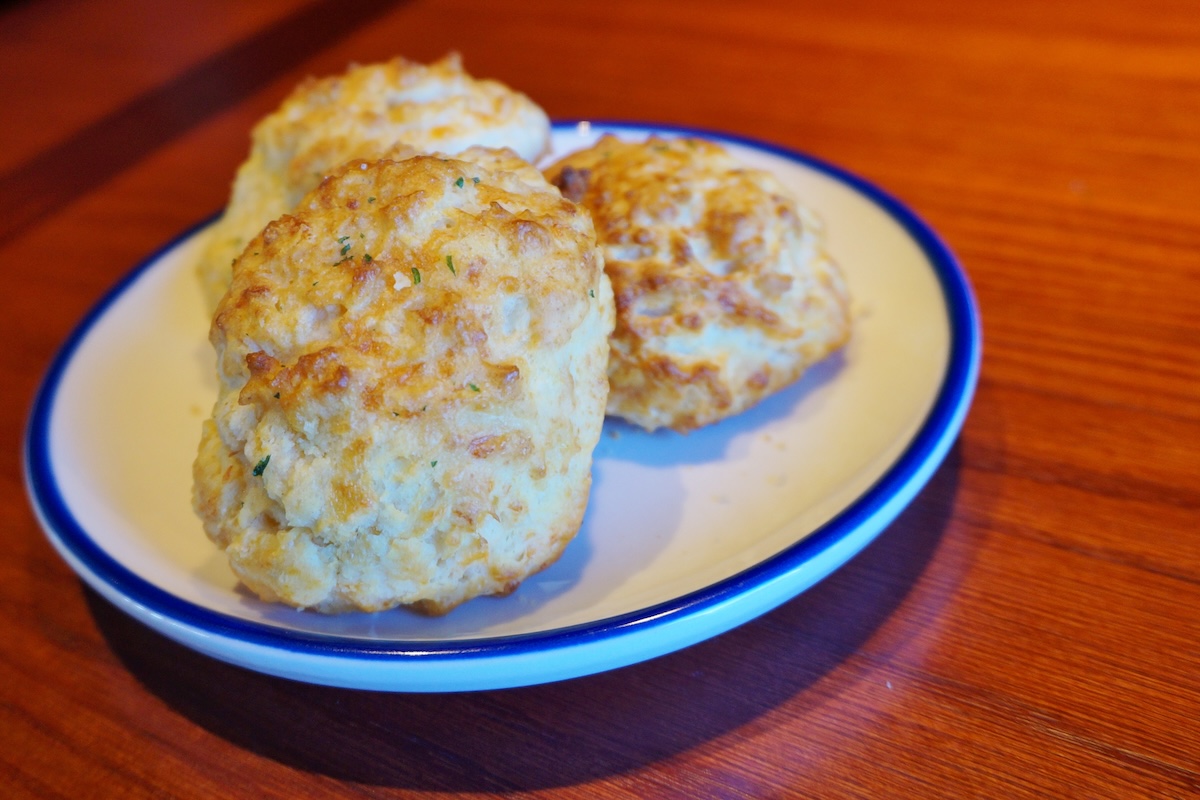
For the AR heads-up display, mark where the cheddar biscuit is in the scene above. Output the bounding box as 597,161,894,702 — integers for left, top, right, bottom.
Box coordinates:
193,149,614,614
545,134,850,432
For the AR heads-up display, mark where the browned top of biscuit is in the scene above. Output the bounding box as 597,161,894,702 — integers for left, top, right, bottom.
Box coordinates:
546,134,850,432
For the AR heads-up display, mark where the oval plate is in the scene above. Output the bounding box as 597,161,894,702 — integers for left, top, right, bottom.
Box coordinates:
24,122,981,692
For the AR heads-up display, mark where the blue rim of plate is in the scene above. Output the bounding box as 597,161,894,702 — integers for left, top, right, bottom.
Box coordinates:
24,121,981,665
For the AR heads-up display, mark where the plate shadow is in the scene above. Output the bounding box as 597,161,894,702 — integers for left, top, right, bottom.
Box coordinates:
88,444,965,791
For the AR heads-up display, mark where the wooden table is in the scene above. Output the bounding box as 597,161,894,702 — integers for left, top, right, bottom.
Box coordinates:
3,1,1197,796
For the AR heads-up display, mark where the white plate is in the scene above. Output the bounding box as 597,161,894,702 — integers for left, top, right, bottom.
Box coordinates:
24,122,980,692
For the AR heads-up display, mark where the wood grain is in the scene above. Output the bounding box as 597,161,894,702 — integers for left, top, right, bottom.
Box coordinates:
0,0,403,245
1,0,1197,797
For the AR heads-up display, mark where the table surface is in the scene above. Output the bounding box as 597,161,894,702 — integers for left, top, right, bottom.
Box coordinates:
3,0,1198,797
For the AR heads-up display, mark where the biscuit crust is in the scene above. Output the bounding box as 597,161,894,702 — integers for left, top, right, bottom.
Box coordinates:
545,134,851,432
197,54,551,312
193,150,614,614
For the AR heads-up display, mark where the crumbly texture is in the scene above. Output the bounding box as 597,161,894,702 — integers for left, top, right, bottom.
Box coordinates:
545,134,851,432
197,53,551,311
193,149,615,614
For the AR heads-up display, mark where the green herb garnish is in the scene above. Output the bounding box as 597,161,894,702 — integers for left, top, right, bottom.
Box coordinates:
455,176,465,188
252,455,271,477
446,254,455,274
368,196,376,203
468,383,480,392
363,253,373,263
431,460,438,467
472,176,480,184
411,267,421,285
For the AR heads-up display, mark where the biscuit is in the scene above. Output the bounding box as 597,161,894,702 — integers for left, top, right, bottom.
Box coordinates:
197,54,551,311
545,134,851,432
193,149,614,614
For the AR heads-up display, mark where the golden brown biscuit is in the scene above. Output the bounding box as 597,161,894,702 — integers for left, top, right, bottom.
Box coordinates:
545,134,851,432
193,149,615,614
197,54,551,311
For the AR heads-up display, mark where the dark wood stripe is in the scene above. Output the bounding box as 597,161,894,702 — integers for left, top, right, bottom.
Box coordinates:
0,0,405,246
